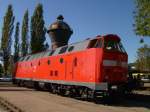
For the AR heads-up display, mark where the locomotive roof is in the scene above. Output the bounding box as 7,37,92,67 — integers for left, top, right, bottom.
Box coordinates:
18,34,121,62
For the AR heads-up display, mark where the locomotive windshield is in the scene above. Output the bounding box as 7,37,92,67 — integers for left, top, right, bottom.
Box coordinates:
104,41,126,53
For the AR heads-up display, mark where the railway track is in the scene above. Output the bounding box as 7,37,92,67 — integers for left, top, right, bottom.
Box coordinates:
0,97,24,112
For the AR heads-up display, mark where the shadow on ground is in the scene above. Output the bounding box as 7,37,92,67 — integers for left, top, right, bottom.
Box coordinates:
109,93,150,109
74,93,150,109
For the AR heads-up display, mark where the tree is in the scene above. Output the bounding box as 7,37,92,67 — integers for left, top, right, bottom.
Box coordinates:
44,42,49,50
30,3,47,53
14,22,20,63
1,5,15,75
21,10,29,56
135,44,150,71
133,0,150,41
0,64,4,77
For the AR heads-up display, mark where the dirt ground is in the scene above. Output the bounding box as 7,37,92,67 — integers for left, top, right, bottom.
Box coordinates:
0,82,149,112
0,106,7,112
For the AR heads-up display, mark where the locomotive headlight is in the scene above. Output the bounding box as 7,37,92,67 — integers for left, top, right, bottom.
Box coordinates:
111,85,117,90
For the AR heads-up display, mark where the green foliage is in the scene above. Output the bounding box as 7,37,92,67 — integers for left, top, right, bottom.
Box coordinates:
21,10,29,56
1,5,15,75
135,44,150,71
14,22,20,63
0,64,4,77
134,0,150,37
30,3,47,53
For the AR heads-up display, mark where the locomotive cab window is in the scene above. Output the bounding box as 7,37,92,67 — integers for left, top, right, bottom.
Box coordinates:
95,39,102,48
88,39,97,48
104,41,126,53
88,39,102,48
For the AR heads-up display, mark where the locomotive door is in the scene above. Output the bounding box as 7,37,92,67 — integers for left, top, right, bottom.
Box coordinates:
65,56,75,80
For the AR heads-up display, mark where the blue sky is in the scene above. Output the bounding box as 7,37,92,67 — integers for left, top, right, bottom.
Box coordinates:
0,0,150,63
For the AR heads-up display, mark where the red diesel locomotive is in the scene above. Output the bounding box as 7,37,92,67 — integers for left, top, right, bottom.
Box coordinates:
13,15,128,100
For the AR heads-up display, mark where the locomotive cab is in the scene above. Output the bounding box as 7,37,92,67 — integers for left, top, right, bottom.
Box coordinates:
101,34,128,92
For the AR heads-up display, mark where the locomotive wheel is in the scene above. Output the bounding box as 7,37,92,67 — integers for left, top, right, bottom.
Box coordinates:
59,85,67,96
69,88,76,98
80,89,87,99
34,82,43,90
50,84,57,94
74,88,82,98
45,83,52,92
58,88,65,96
